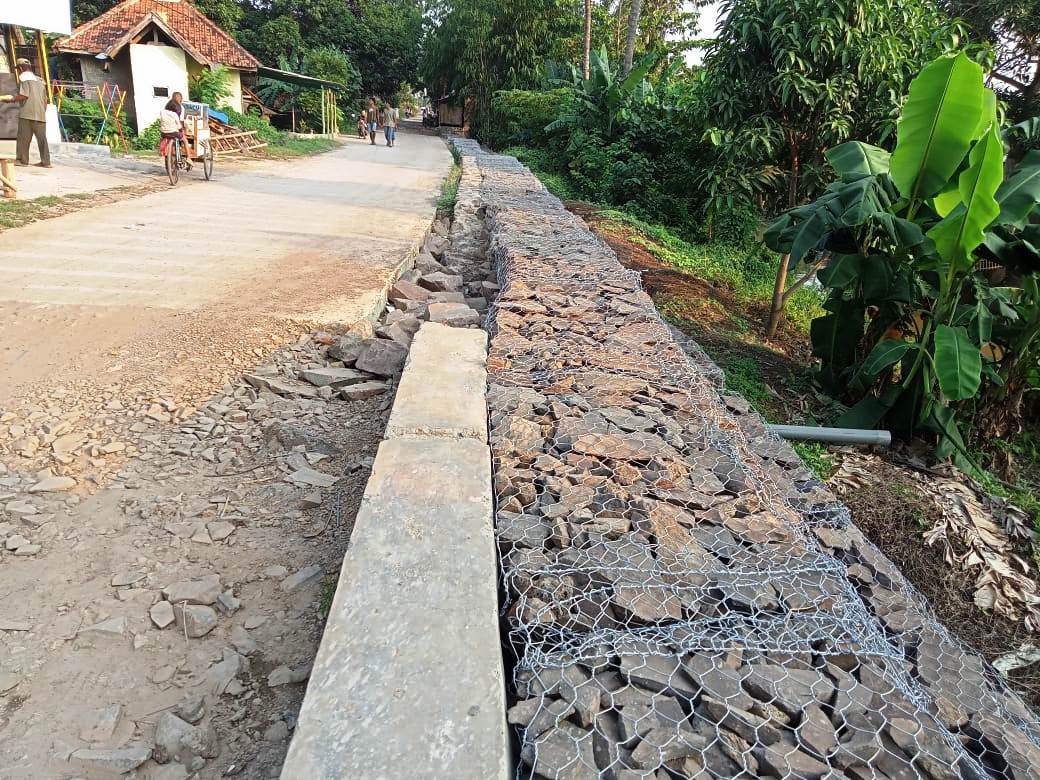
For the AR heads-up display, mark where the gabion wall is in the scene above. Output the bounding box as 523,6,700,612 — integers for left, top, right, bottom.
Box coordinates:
451,137,1040,780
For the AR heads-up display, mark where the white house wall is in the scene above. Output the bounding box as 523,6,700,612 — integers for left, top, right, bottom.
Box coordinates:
221,68,243,114
129,43,188,130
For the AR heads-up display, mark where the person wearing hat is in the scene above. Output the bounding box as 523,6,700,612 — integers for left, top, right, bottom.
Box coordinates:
1,58,51,168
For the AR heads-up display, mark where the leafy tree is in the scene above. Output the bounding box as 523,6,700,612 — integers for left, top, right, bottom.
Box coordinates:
72,0,119,26
696,0,965,336
421,0,579,138
73,0,243,30
598,0,698,64
236,15,306,67
193,0,245,32
348,0,424,98
298,46,362,130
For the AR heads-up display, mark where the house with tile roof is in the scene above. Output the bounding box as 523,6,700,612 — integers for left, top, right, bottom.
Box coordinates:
54,0,259,131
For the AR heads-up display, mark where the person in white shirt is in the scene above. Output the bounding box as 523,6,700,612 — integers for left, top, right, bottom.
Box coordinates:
159,92,191,169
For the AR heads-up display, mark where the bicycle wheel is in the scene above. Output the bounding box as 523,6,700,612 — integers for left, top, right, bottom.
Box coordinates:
203,142,213,181
165,143,179,186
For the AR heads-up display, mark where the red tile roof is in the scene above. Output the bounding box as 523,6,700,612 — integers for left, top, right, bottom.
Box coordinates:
55,0,259,70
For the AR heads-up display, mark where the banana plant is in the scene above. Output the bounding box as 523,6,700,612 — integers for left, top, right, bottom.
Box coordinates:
765,52,1040,464
545,46,658,139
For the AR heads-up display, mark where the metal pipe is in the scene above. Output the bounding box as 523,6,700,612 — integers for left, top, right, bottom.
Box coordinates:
767,424,892,447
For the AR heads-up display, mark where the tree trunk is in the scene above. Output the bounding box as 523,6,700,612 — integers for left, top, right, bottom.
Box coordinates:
765,148,801,338
623,0,643,75
583,0,592,80
765,255,791,339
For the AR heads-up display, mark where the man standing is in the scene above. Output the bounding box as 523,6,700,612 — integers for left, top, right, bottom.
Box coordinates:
3,58,50,168
367,97,379,146
381,100,398,148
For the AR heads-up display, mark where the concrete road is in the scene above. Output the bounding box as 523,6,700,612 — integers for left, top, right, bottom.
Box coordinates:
0,133,453,403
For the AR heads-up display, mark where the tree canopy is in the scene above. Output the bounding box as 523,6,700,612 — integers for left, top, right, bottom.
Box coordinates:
69,0,422,101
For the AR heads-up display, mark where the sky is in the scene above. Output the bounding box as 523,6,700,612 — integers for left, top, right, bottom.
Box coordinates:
688,0,724,65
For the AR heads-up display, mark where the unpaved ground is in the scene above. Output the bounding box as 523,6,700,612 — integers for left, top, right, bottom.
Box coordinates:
0,133,452,779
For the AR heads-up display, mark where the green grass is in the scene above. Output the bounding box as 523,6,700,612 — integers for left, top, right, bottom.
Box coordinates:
0,195,64,229
265,136,339,158
970,434,1040,534
437,162,462,218
318,576,338,621
596,208,824,335
719,355,774,415
791,441,837,481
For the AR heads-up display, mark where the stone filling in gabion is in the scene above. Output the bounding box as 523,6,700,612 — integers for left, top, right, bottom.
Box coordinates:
449,137,1040,780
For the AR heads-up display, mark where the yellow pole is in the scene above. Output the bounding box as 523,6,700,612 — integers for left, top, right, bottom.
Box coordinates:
36,32,52,102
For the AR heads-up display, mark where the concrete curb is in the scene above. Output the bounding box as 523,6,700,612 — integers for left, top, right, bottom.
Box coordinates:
282,322,507,780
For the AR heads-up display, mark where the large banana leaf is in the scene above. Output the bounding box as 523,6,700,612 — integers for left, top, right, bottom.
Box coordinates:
859,339,916,379
811,300,865,387
927,121,1003,269
764,177,889,266
994,150,1040,228
826,142,891,181
835,385,904,430
816,253,861,288
934,324,982,401
890,53,989,203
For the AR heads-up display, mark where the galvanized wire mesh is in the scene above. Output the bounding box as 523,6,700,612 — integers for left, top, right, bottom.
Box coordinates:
452,137,1040,780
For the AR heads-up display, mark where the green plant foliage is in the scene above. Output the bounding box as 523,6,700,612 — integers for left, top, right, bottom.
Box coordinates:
421,0,583,139
927,122,1003,268
890,53,989,203
698,0,965,217
131,120,162,151
190,66,234,108
934,324,983,400
765,52,1040,463
488,89,571,148
825,142,891,181
791,442,836,482
995,149,1040,228
502,48,732,237
58,96,127,146
232,0,421,100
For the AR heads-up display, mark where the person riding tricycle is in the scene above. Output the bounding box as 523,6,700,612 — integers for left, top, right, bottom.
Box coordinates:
159,92,192,172
158,96,214,185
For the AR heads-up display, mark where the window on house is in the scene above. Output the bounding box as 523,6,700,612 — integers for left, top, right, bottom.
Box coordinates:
153,86,169,98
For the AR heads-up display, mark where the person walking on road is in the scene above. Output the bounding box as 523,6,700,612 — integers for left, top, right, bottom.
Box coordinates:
382,100,399,148
367,97,380,145
2,58,51,168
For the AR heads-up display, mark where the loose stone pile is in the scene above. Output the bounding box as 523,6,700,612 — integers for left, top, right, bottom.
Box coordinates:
450,137,1040,779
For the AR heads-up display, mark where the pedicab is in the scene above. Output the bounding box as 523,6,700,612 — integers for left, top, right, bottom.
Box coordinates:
162,100,214,185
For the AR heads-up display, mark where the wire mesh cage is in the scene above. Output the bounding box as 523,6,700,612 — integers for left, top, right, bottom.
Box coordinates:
451,137,1040,780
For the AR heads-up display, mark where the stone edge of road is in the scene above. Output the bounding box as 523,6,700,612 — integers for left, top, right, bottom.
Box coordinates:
281,321,507,780
353,233,431,338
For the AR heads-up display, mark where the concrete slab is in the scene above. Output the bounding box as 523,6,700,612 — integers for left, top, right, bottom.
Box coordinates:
281,437,506,780
385,322,489,440
0,135,452,402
